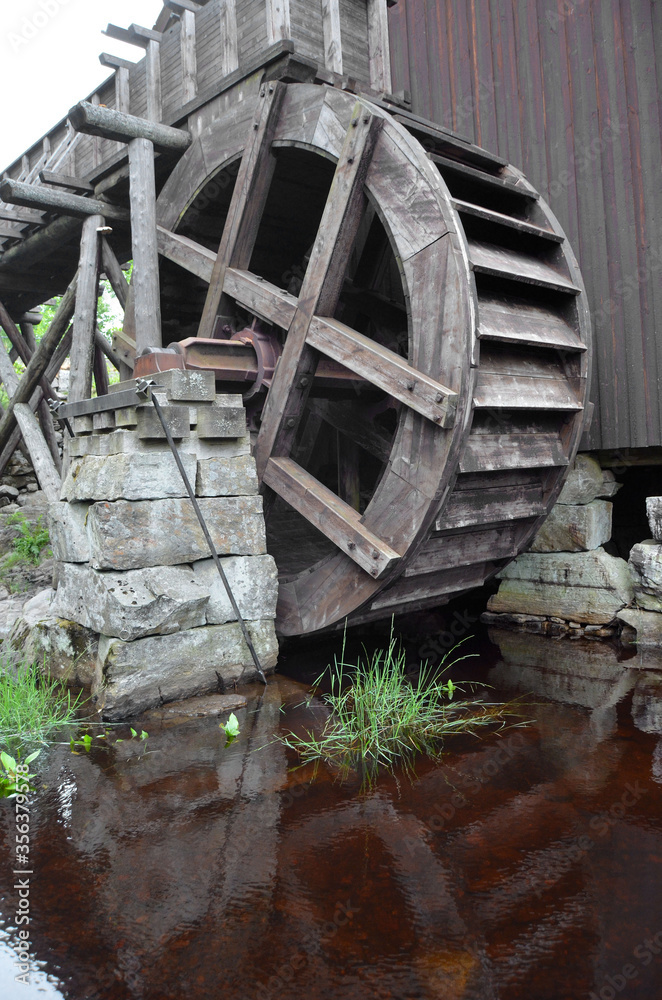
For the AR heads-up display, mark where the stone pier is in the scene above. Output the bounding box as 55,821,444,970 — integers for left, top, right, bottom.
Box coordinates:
21,370,279,719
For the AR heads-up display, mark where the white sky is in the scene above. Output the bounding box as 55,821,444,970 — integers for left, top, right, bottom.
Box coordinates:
0,0,165,170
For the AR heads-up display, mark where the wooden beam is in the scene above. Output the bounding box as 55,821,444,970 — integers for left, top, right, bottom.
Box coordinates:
219,0,239,77
164,0,201,12
93,339,110,396
101,238,129,309
322,0,343,75
129,138,161,352
266,0,291,43
145,38,162,121
39,170,94,192
367,0,393,93
198,81,286,339
263,457,399,578
180,8,198,102
13,404,61,501
68,103,191,153
104,23,162,46
99,51,135,71
69,216,102,401
0,179,129,223
255,107,383,480
0,224,26,240
0,207,44,225
38,397,62,474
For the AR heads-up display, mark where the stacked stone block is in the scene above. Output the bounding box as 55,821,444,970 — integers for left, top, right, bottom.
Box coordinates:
48,370,279,719
618,498,662,648
483,454,631,633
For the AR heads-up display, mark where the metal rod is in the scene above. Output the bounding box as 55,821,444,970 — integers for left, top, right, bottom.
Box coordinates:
147,386,268,685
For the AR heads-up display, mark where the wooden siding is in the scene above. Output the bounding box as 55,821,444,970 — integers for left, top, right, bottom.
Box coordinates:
388,0,662,452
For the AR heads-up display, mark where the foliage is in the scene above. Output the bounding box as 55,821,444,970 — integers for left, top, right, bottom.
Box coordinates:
0,659,81,753
8,512,50,564
0,749,40,799
220,712,240,746
280,628,520,785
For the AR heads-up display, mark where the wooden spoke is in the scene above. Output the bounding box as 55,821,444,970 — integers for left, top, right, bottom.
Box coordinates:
263,457,400,578
197,81,286,339
255,106,383,480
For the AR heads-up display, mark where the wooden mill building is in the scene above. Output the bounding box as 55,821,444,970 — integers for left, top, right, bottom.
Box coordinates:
0,0,657,635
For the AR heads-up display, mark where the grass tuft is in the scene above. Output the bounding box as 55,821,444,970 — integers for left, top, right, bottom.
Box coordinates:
0,658,81,752
280,628,523,785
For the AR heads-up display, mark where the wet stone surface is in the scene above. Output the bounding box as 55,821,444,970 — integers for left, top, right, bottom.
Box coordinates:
0,631,660,1000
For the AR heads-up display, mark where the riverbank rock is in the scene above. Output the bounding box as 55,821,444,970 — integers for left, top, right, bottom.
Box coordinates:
192,554,278,624
7,588,98,685
629,540,662,612
530,499,612,552
93,620,279,720
646,497,662,542
557,454,604,505
617,608,662,648
87,496,267,570
54,563,210,641
487,548,633,624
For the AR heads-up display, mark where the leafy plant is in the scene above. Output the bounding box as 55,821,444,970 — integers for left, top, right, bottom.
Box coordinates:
114,727,149,744
0,659,81,752
220,712,240,746
7,512,50,565
280,627,519,785
0,749,40,798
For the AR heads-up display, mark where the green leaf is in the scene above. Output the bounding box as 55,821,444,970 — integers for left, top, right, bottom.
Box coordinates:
140,730,148,741
130,728,137,738
81,734,92,751
220,713,240,738
1,751,16,773
24,750,41,765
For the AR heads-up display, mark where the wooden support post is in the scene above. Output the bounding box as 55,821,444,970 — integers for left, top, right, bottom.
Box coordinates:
0,338,60,500
266,0,291,43
198,82,286,339
19,321,36,353
101,238,129,310
100,53,133,114
129,138,162,352
90,94,102,168
322,0,343,75
93,338,110,396
219,0,239,77
103,23,162,120
180,9,198,102
38,397,62,474
255,108,383,480
367,0,393,93
68,102,191,152
70,216,103,402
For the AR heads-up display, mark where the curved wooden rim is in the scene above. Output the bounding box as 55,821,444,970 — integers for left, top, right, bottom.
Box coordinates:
156,83,476,634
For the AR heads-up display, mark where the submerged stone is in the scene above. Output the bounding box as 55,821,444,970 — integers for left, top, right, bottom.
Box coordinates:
8,588,98,685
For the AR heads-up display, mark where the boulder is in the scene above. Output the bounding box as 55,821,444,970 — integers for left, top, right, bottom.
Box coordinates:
48,501,90,562
557,454,604,505
530,499,612,552
93,620,279,720
617,607,662,647
61,452,196,502
54,563,210,640
87,496,267,570
192,554,278,623
646,497,662,542
631,672,662,735
8,589,98,686
629,539,662,612
196,456,259,496
488,548,633,624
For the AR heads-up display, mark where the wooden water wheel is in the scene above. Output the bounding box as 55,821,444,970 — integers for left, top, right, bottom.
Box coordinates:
151,81,590,636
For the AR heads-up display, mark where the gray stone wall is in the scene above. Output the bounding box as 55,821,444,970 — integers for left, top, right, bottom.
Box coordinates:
43,370,278,719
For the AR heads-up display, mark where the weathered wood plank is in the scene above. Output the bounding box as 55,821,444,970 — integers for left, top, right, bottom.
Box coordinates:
436,484,546,531
129,138,162,353
219,0,240,77
307,317,457,426
180,8,198,102
157,225,215,282
322,0,343,75
13,404,61,502
101,238,129,310
477,296,585,352
266,0,292,43
473,373,582,411
453,198,562,241
69,215,102,401
469,240,580,294
0,179,129,223
39,171,94,192
198,81,286,339
460,430,568,473
405,522,528,575
367,0,392,92
255,108,384,480
431,153,538,200
264,456,400,578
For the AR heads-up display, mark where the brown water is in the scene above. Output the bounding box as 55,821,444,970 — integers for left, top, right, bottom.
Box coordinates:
1,626,661,1000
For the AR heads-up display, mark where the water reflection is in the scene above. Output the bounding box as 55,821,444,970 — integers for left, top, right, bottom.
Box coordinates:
0,639,660,999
